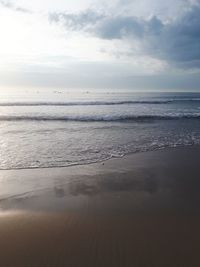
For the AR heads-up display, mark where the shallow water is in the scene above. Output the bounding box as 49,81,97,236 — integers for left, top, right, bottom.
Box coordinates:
0,89,200,169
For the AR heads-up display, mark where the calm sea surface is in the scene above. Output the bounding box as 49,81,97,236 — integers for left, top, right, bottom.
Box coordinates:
0,89,200,169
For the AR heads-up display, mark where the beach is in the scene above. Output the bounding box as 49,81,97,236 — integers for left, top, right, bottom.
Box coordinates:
0,0,200,264
0,0,199,264
0,146,200,266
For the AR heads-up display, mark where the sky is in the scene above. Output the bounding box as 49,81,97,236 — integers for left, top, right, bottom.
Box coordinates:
0,0,200,91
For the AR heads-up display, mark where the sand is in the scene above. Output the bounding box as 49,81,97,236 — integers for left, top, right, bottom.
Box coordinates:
0,146,200,266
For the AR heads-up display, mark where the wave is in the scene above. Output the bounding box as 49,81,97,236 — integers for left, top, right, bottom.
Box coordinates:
0,98,200,107
0,100,171,106
0,143,198,171
0,114,200,122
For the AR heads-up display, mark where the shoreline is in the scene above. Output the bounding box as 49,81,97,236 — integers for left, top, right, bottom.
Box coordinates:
0,145,200,266
0,143,199,171
0,145,200,213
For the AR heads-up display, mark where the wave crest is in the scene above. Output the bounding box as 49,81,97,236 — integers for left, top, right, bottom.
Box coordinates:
0,114,199,122
0,98,200,107
0,100,171,106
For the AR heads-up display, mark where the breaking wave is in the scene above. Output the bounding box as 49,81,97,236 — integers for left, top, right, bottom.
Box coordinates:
0,98,200,106
0,114,200,122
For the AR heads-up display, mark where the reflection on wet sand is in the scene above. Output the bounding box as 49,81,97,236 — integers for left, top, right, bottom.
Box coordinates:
0,146,200,214
67,172,159,196
0,147,200,266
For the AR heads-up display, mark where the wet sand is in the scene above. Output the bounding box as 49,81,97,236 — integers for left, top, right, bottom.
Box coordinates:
0,146,200,266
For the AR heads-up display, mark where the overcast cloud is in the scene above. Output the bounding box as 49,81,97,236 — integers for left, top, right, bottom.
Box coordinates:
0,0,200,90
50,2,200,68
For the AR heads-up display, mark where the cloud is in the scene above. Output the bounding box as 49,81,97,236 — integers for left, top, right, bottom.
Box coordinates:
49,2,200,69
143,6,200,68
49,9,104,31
95,16,145,39
0,0,32,13
1,68,200,90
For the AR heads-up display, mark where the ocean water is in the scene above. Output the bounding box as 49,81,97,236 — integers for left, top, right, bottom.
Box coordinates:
0,89,200,170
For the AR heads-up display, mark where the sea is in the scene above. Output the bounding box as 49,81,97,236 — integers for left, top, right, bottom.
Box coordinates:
0,89,200,170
